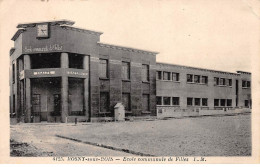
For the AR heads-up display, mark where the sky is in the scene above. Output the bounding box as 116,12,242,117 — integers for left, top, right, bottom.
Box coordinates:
0,0,259,73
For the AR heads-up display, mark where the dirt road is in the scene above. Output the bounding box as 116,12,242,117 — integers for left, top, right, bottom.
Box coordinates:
10,114,251,156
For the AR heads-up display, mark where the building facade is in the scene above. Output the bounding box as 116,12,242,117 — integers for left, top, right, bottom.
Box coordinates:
156,63,251,112
9,20,251,123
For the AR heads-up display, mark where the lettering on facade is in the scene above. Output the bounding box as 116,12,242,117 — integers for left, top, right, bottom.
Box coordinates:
67,71,88,76
24,44,63,53
33,71,56,75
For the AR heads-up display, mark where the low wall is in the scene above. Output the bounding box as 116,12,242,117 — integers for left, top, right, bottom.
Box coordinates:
157,106,251,119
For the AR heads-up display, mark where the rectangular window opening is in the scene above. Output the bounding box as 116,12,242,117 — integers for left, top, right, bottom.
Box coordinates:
163,97,171,105
187,97,193,106
142,65,149,82
122,62,130,80
99,59,108,78
156,96,162,105
172,73,179,81
172,97,179,105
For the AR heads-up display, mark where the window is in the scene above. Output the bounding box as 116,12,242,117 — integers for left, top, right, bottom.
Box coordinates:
202,98,208,106
245,100,249,107
227,99,232,106
142,65,149,82
172,97,179,105
156,96,162,105
142,94,150,111
163,97,171,105
156,71,162,80
242,80,247,87
214,99,219,106
220,78,225,85
201,76,208,84
194,75,200,83
247,81,251,88
100,92,109,113
122,62,130,80
195,98,201,106
228,79,232,86
12,63,15,83
163,72,171,80
187,74,193,82
122,93,131,111
12,95,15,114
99,59,108,78
220,99,226,106
69,54,83,69
214,77,219,85
187,97,193,106
172,73,179,81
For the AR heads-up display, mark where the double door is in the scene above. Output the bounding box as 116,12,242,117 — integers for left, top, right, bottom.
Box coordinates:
32,94,61,122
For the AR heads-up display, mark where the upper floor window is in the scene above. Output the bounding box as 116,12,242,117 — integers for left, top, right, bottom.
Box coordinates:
163,72,171,80
156,71,162,80
99,59,108,78
12,62,15,84
122,62,130,80
172,73,179,81
214,77,219,85
247,81,251,88
187,74,193,83
228,79,232,86
142,64,149,82
194,75,200,83
220,78,225,86
201,76,208,84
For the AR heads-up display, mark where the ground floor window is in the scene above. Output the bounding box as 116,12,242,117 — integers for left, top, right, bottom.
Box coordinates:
245,100,249,107
100,92,110,113
227,99,232,106
156,96,162,105
214,99,219,106
172,97,179,105
187,97,193,106
69,78,85,116
122,93,131,111
142,94,150,111
220,99,226,106
12,95,16,116
195,98,201,106
202,98,208,106
32,94,40,114
163,97,171,105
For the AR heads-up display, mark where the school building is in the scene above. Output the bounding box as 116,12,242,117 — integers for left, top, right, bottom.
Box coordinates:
9,20,251,123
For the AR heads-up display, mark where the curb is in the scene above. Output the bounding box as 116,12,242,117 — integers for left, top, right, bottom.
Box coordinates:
56,135,155,157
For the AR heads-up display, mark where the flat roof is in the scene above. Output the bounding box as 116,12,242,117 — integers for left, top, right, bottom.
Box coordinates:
17,19,75,28
98,42,159,55
156,62,251,75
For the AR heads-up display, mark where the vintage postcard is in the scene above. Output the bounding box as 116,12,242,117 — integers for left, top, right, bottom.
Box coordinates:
0,0,260,164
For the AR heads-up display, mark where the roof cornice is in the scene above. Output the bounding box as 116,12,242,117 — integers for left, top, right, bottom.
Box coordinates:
98,42,159,55
156,62,243,76
17,20,75,28
60,26,103,36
